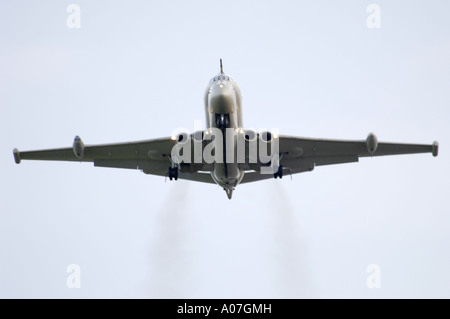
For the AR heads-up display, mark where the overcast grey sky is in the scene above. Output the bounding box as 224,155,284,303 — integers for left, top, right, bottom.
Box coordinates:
1,0,449,298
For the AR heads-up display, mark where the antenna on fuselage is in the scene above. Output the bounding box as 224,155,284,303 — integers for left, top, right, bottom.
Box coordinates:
220,58,224,74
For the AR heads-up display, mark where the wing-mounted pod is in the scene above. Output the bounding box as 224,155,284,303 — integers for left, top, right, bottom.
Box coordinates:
244,129,257,142
366,133,378,155
258,131,280,153
259,131,273,144
73,136,85,159
170,131,192,166
258,131,280,173
192,130,205,143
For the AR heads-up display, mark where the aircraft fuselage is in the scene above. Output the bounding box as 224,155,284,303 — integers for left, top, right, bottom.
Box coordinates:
204,71,245,197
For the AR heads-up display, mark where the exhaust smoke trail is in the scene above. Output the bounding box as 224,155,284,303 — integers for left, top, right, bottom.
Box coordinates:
265,181,314,298
146,182,193,298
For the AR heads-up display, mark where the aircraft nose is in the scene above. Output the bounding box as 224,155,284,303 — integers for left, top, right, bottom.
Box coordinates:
209,83,236,112
210,84,235,102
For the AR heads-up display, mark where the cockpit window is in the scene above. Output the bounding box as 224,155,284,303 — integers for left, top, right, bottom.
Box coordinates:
211,75,232,83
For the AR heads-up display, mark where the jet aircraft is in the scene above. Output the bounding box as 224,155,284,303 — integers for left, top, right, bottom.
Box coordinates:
13,60,439,199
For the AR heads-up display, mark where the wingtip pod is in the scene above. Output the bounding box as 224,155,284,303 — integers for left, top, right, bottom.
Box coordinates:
432,141,439,157
13,148,21,164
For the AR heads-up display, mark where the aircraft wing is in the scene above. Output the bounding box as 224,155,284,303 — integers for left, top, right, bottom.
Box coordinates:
14,137,174,174
13,133,439,186
278,134,438,161
14,137,174,164
13,136,219,184
239,134,438,184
